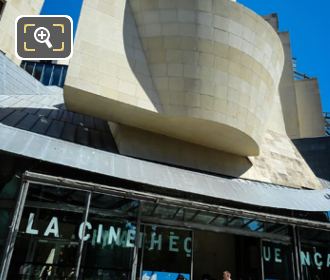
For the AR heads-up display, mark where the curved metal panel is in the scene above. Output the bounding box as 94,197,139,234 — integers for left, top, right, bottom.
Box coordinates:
0,123,329,212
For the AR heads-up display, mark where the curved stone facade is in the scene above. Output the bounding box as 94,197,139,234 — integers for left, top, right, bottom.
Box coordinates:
64,0,284,156
0,0,44,63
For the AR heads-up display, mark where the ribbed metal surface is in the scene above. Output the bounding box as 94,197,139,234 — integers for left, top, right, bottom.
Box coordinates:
0,94,117,153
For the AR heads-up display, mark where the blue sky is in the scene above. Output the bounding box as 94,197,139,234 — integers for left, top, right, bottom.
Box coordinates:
238,0,330,112
41,0,330,112
40,0,83,37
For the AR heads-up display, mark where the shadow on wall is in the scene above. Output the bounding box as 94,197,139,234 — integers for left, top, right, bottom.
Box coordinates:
123,2,163,112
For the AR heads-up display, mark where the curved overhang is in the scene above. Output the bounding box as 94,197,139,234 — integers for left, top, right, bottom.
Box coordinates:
65,86,259,156
0,123,329,212
64,0,285,156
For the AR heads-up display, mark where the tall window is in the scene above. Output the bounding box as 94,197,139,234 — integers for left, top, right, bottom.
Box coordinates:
0,1,5,20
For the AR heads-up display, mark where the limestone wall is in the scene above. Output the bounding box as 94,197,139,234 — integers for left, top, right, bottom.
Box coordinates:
0,0,44,63
64,0,284,156
64,0,322,189
294,79,325,138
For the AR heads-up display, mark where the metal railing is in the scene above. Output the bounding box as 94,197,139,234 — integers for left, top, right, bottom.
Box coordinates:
294,71,311,81
20,61,68,88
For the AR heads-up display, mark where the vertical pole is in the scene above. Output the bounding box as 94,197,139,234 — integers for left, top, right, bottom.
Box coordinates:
190,231,194,280
260,239,265,280
49,65,55,86
139,225,146,280
296,227,303,279
75,192,92,280
40,64,46,84
32,63,36,77
131,201,142,280
292,225,301,280
58,66,64,87
0,181,30,279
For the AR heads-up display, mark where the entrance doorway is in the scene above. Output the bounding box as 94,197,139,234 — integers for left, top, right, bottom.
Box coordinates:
138,225,192,280
193,231,261,280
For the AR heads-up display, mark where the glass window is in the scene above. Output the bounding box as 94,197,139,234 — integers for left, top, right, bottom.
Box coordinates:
41,64,53,85
25,62,35,76
262,241,294,280
300,228,330,280
33,63,44,81
7,185,142,280
50,66,62,86
0,175,20,262
300,244,330,280
7,184,89,279
79,193,139,280
139,225,192,280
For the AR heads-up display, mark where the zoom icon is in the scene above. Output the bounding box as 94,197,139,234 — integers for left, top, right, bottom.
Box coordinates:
16,15,73,60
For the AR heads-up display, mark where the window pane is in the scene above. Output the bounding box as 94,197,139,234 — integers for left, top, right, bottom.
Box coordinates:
140,225,192,280
7,184,89,279
262,241,294,280
300,228,330,280
79,193,139,280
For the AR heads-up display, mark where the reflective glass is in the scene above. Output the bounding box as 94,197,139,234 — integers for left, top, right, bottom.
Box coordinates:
78,193,139,280
300,228,330,280
139,225,192,280
7,184,89,279
262,241,294,280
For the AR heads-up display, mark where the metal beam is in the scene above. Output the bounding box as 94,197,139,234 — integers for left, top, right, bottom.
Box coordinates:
141,216,291,243
207,214,220,225
241,219,256,228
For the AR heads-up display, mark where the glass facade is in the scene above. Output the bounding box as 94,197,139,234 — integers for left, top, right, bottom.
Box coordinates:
20,61,68,87
5,185,140,280
0,179,329,280
262,241,294,279
0,175,21,263
300,228,330,279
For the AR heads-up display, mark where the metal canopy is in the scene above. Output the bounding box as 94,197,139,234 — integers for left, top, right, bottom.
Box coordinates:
0,123,330,212
23,180,291,242
22,172,330,234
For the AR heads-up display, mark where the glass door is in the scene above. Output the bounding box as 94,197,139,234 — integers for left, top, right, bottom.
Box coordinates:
138,224,193,280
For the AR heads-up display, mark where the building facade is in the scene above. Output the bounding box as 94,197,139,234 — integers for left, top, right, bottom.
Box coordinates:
0,0,329,280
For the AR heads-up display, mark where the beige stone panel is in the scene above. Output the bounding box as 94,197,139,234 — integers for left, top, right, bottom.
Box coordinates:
109,122,252,177
278,32,301,139
243,128,322,189
241,84,322,189
75,1,321,189
65,86,258,156
0,0,44,63
129,0,284,153
294,79,325,138
65,0,284,156
64,0,161,113
109,120,322,189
